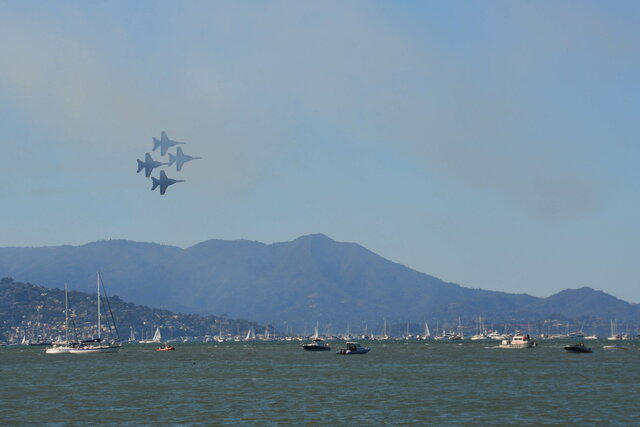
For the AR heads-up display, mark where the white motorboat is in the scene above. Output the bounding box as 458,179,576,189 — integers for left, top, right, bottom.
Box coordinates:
471,334,490,341
499,334,536,348
336,342,370,355
487,331,507,340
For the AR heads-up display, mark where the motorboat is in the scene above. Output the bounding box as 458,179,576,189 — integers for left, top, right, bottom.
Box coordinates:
488,331,508,340
564,343,592,353
471,334,490,341
336,342,370,355
303,338,331,351
156,344,175,351
499,334,536,348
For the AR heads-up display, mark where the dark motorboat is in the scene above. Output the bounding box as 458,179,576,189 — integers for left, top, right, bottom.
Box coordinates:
564,342,592,353
336,342,370,355
303,338,331,351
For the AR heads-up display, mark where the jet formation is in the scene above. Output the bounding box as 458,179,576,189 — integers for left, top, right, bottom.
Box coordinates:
136,131,201,195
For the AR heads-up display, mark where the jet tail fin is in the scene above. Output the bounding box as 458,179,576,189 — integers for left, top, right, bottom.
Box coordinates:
168,153,176,167
136,159,145,173
151,177,159,191
152,137,160,151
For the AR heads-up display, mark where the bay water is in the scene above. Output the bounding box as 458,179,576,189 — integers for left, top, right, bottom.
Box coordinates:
1,340,639,425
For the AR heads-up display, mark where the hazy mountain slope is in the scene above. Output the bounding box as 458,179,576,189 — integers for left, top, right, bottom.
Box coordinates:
520,287,638,320
0,234,637,326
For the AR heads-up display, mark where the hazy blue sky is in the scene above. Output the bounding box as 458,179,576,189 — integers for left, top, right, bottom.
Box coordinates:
1,1,638,301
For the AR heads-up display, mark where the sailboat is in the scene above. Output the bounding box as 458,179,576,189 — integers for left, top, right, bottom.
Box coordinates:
152,328,162,343
471,316,490,340
420,321,431,340
263,324,271,341
26,306,52,346
46,284,79,354
608,319,623,341
69,272,121,354
244,326,256,341
139,327,162,344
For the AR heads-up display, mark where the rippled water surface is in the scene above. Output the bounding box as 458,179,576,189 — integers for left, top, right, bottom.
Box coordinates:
2,340,640,425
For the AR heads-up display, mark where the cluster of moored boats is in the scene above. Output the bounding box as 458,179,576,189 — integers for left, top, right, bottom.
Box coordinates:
35,276,634,356
298,332,633,354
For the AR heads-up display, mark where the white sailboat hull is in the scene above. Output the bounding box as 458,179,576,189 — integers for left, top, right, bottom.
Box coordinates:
45,346,75,354
68,345,121,354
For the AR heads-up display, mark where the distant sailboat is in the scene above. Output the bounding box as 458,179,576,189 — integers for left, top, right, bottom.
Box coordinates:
471,316,490,340
422,321,431,339
68,272,121,354
245,326,256,341
140,327,162,344
152,327,162,343
46,284,79,354
128,327,137,343
263,325,271,340
608,319,623,341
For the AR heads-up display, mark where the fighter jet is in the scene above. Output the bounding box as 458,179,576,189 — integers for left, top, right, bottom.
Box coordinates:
168,147,201,172
136,153,167,178
152,131,185,156
151,170,184,195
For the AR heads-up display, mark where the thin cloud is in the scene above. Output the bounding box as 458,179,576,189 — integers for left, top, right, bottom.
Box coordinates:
1,2,631,221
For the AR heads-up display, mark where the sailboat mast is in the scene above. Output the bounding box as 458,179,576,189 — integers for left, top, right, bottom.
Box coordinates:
97,272,101,341
64,283,69,344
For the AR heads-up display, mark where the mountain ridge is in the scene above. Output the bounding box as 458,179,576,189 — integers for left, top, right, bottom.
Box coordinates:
0,234,636,328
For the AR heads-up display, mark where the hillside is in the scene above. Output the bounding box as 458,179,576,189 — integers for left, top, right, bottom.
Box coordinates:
0,234,638,330
0,278,263,344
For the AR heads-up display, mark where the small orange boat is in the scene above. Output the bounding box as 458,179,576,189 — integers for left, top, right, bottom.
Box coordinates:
156,345,175,351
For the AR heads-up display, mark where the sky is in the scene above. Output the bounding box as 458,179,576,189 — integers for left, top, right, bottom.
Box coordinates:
1,1,638,302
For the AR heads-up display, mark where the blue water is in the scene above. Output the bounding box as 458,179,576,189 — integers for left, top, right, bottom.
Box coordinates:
1,340,639,425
